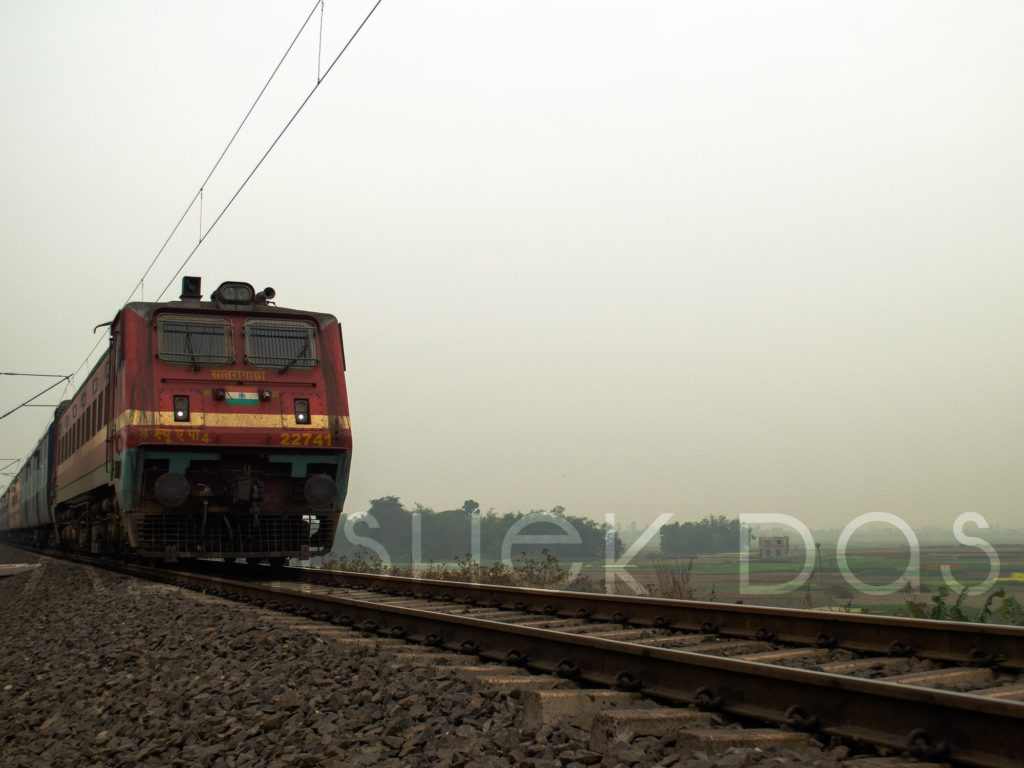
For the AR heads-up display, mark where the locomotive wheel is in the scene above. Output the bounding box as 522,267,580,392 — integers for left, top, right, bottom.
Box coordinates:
268,557,287,570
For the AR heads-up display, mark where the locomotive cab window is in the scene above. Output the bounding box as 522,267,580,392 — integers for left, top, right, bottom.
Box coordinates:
244,320,318,370
157,315,234,366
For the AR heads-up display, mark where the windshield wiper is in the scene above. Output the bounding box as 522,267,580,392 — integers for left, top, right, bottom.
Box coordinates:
184,327,200,372
278,336,310,374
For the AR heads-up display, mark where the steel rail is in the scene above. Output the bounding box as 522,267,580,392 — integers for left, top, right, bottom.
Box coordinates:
12,547,1024,766
286,566,1024,668
110,563,1024,768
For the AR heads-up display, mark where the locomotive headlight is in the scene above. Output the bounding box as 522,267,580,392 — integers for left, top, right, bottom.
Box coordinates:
173,395,190,422
294,398,309,424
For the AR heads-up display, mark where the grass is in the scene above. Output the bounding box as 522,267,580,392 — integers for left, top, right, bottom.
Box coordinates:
317,545,1024,624
319,549,580,589
899,586,1024,625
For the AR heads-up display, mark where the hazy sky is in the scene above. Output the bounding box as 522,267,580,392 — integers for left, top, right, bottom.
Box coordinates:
2,1,1023,529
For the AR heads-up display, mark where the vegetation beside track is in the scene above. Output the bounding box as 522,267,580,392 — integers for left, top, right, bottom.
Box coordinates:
317,545,1024,625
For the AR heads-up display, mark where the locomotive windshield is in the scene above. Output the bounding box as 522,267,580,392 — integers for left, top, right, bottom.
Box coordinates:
244,320,318,370
157,315,233,366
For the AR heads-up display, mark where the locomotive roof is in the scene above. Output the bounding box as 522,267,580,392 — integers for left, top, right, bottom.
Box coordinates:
121,299,339,327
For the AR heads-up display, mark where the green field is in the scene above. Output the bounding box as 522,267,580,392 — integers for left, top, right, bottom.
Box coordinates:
578,545,1024,621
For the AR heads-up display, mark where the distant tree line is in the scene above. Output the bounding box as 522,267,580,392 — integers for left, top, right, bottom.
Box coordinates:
334,497,619,563
659,515,741,555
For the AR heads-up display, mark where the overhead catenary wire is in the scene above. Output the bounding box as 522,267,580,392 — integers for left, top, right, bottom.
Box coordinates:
124,0,324,309
0,460,21,491
0,372,73,423
59,0,331,395
156,0,386,300
0,372,74,378
0,376,72,422
25,340,98,438
317,1,326,82
10,2,383,450
68,334,106,384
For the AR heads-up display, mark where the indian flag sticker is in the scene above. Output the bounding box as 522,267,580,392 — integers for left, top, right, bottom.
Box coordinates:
225,391,260,406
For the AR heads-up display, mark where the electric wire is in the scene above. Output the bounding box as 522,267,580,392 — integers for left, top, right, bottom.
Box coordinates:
0,372,74,378
0,376,72,421
69,335,106,384
60,0,327,398
9,2,383,455
156,0,386,300
317,1,325,82
123,0,323,308
0,460,20,491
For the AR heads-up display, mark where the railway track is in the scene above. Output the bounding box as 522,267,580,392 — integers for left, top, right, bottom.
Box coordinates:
31,552,1024,767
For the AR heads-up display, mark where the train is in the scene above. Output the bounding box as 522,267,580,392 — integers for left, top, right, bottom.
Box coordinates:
0,276,352,565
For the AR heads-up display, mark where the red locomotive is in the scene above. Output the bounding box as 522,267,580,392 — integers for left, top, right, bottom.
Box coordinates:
0,277,352,564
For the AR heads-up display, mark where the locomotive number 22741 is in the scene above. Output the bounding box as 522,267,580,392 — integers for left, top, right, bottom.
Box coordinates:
279,432,332,447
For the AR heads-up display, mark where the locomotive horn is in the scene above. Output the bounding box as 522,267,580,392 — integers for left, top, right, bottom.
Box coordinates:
180,276,203,300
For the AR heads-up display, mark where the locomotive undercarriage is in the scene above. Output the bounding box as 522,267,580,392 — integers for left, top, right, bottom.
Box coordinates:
45,448,344,562
52,490,124,556
133,449,343,562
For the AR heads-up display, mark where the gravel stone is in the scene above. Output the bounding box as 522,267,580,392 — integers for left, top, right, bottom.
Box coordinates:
0,546,918,767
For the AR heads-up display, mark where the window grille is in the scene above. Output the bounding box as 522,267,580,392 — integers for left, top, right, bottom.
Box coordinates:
158,315,233,365
244,320,318,369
